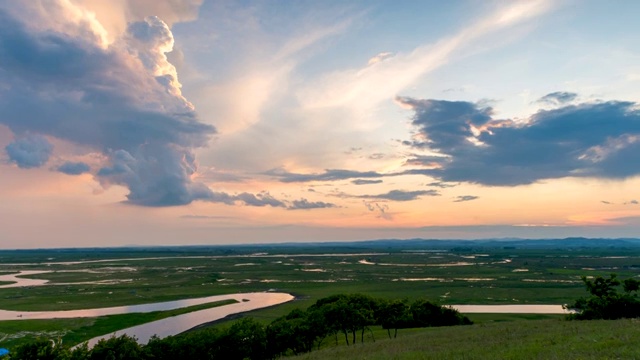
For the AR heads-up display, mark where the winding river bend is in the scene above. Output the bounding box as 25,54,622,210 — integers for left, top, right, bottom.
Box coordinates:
0,270,569,345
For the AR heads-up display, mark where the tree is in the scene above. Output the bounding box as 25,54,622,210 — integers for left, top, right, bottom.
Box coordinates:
217,318,267,360
266,308,320,357
376,299,411,338
566,274,640,320
88,335,145,360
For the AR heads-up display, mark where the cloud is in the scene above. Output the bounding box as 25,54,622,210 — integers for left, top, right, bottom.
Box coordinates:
0,2,295,208
0,2,300,209
233,192,286,207
266,168,388,183
367,52,394,65
180,215,236,220
601,201,613,205
398,95,640,186
74,0,203,43
352,179,383,185
358,189,440,202
5,135,53,169
299,1,553,112
426,181,457,188
57,161,91,175
363,201,392,220
288,198,336,210
453,195,479,202
624,200,638,205
537,91,577,106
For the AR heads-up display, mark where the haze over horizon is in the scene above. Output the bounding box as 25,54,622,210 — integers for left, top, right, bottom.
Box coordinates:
2,0,640,249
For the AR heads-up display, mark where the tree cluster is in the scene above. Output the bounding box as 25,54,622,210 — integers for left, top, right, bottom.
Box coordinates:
566,274,640,320
5,293,471,360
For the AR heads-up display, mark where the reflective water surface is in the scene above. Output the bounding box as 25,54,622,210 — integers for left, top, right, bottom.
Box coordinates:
451,304,568,314
0,270,51,288
0,292,294,321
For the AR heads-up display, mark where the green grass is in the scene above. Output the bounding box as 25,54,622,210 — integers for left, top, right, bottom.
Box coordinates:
0,299,237,349
285,318,640,359
0,246,640,351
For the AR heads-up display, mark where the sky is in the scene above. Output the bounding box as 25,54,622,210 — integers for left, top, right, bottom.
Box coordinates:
2,0,640,248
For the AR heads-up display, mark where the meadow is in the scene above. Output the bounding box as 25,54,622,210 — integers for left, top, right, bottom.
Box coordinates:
1,239,639,350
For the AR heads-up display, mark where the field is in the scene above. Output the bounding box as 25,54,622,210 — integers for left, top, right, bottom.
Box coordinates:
285,318,640,359
1,239,640,350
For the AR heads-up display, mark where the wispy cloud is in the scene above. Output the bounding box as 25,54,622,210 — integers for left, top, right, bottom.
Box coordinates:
288,199,336,210
298,0,554,112
454,195,479,203
352,179,383,185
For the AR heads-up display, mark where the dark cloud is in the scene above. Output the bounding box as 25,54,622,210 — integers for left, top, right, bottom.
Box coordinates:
397,95,640,186
397,96,492,153
234,192,286,207
0,7,220,206
453,195,479,202
352,179,383,185
5,135,53,168
56,161,90,175
288,199,336,210
601,200,612,205
0,6,287,209
624,200,638,205
358,189,439,202
537,91,577,106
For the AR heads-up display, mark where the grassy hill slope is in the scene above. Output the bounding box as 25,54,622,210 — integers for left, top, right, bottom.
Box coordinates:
286,318,640,359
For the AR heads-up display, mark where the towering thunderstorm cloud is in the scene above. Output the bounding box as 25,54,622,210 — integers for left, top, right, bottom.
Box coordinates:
0,1,303,208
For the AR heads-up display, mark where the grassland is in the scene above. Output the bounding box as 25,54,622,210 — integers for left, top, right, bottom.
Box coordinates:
286,318,640,359
1,241,640,351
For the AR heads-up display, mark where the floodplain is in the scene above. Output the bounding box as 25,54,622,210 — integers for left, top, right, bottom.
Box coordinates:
1,238,639,349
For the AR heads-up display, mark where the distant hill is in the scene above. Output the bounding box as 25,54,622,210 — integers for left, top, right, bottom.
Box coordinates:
3,237,640,253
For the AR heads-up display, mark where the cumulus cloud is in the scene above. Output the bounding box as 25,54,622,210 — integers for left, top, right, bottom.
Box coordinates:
0,2,294,208
288,199,336,210
57,161,91,175
5,135,53,169
453,195,479,202
397,95,640,186
75,0,203,43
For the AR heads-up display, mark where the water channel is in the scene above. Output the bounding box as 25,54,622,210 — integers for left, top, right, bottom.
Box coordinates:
0,270,569,345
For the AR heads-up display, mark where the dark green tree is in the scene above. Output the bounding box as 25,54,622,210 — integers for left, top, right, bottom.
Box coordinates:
566,274,640,320
89,335,145,360
376,299,411,338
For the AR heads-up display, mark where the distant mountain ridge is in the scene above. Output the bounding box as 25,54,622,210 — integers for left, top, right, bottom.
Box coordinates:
6,237,640,252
